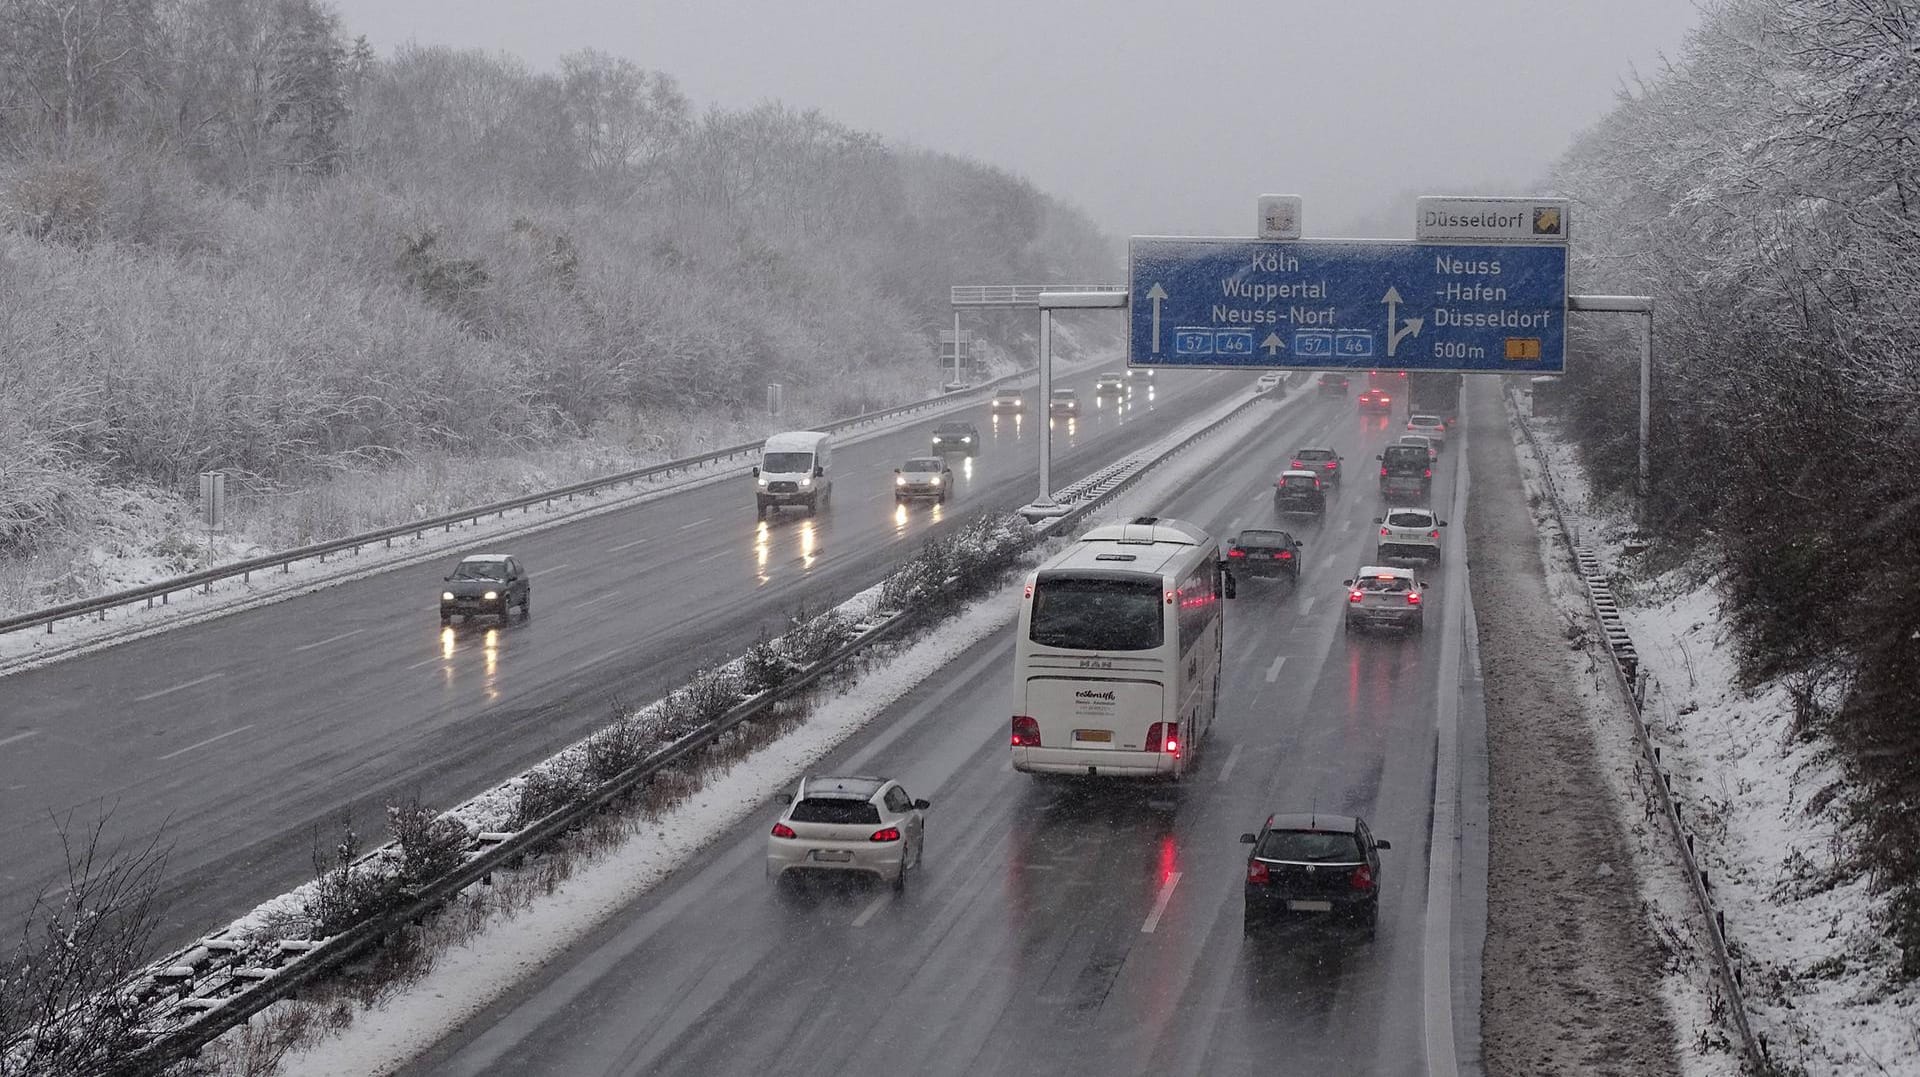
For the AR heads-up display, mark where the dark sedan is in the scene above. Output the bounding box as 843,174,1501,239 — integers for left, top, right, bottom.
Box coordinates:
930,421,980,455
1224,528,1304,581
1241,812,1390,937
440,553,531,624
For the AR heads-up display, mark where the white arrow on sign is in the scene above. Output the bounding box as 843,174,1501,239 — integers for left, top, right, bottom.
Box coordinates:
1381,286,1424,358
1261,332,1284,357
1147,283,1168,355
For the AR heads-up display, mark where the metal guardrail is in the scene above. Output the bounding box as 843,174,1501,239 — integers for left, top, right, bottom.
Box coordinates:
83,374,1293,1075
1507,386,1763,1070
1,363,1073,641
950,284,1125,307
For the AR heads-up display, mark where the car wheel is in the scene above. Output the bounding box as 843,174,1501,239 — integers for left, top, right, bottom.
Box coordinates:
1410,615,1424,634
1364,903,1379,940
1344,616,1357,634
438,611,452,626
893,861,907,893
805,495,818,516
939,490,949,504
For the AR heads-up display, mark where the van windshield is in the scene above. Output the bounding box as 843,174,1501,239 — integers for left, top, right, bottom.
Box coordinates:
762,452,813,473
1029,576,1163,651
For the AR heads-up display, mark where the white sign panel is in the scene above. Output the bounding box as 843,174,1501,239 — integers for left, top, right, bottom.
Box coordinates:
1416,196,1568,245
1256,194,1303,241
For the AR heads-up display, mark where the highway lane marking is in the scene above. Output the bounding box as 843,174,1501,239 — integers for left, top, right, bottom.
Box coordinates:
0,730,40,750
577,590,623,608
674,517,713,531
1140,870,1183,933
293,628,366,652
405,654,448,670
851,892,889,928
693,550,729,565
1216,744,1242,784
1264,655,1289,682
1341,518,1353,532
157,724,255,761
608,537,649,553
538,563,572,577
132,673,223,703
1298,596,1317,616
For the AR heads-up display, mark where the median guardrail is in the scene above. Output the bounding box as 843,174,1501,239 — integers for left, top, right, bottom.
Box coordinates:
0,362,1083,641
63,376,1301,1076
1507,385,1763,1070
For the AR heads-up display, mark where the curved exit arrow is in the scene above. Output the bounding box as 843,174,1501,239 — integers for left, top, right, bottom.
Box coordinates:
1382,286,1423,358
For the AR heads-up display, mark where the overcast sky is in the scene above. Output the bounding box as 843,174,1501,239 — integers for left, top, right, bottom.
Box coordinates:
328,0,1702,239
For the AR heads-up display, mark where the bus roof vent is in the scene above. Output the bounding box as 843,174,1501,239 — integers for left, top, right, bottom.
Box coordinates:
1094,553,1137,561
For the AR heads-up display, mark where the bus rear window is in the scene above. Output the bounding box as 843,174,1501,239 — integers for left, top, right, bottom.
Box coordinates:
1029,577,1163,651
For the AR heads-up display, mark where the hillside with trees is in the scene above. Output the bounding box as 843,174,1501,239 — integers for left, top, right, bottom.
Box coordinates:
0,0,1116,599
1548,0,1920,970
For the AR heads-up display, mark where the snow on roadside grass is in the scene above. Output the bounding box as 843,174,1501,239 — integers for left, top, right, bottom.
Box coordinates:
246,373,1284,1077
1514,398,1920,1076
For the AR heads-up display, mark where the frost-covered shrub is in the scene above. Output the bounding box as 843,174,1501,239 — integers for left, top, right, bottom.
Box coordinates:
511,765,590,830
741,631,793,696
388,798,471,890
781,608,853,668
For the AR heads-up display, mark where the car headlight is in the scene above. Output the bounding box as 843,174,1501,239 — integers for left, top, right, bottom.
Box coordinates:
799,476,811,486
757,476,768,486
896,475,906,485
441,591,455,602
931,475,941,485
961,436,971,442
483,591,498,601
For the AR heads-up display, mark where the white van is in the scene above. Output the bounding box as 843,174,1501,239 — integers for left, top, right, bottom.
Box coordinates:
754,431,833,518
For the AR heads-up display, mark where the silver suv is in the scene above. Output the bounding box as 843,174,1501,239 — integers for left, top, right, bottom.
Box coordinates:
766,775,929,891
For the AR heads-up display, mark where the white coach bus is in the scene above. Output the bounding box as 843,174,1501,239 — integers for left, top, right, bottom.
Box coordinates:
1011,516,1235,780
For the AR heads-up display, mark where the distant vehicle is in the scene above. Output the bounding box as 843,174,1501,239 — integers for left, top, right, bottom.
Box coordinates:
440,553,530,625
755,431,833,518
1273,470,1326,516
1128,367,1156,383
1376,507,1446,562
931,420,980,455
1290,447,1343,487
1405,414,1449,449
1407,371,1462,426
894,456,953,504
1377,444,1432,501
1255,372,1285,394
1397,434,1438,461
1095,373,1127,396
941,380,970,393
766,775,929,892
1317,372,1350,395
1012,516,1233,781
1225,528,1304,582
1357,388,1393,412
1344,565,1427,633
991,387,1026,414
1049,389,1081,415
1241,812,1391,937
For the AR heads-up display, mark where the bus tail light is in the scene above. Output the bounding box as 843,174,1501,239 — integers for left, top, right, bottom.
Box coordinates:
1247,860,1270,885
1011,716,1041,747
1146,722,1180,755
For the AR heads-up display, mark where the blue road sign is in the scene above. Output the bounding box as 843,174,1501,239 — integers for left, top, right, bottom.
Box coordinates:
1129,237,1566,373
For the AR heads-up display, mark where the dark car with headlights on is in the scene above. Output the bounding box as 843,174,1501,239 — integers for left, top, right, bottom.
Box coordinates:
440,553,530,624
930,421,980,455
990,387,1026,414
1241,812,1390,937
1225,528,1304,581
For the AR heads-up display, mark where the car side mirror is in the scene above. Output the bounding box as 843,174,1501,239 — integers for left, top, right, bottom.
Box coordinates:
1373,517,1384,524
1375,839,1392,850
1439,521,1449,527
814,466,824,478
750,465,760,477
1374,454,1383,461
1420,581,1431,589
1342,578,1354,586
894,468,901,474
913,798,931,810
443,575,452,581
1238,833,1257,844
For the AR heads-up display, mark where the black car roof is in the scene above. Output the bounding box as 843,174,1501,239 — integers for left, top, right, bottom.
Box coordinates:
934,421,974,431
1263,812,1360,833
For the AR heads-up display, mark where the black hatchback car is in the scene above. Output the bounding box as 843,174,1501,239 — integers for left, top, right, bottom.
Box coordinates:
440,554,531,624
1224,529,1304,581
930,421,980,455
1241,813,1390,937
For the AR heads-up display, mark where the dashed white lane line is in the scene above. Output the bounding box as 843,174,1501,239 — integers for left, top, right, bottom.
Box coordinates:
293,628,366,652
1299,596,1318,617
608,537,649,553
157,724,255,762
578,590,623,609
674,517,713,531
1341,518,1353,532
1216,744,1243,784
851,892,890,928
0,730,40,750
406,654,449,671
132,673,223,703
1264,655,1289,682
693,550,730,565
1140,871,1183,933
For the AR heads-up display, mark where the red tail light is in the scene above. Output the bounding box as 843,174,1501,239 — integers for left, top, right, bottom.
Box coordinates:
1407,591,1422,605
1011,716,1041,747
1381,526,1391,537
1247,860,1270,884
1428,530,1440,539
1350,864,1374,892
870,827,902,843
1423,468,1432,478
1146,721,1180,754
1349,590,1365,603
1277,550,1292,559
1380,466,1388,476
1325,461,1337,469
771,822,796,839
1290,460,1303,469
1227,548,1246,558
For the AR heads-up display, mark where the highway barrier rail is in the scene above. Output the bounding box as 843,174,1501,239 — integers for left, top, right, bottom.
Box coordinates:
1508,387,1763,1070
0,361,1081,641
51,377,1300,1076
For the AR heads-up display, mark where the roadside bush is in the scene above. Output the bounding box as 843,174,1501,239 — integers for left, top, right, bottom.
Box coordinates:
387,798,471,890
509,766,589,830
304,822,402,939
740,631,793,696
781,607,852,668
583,712,653,783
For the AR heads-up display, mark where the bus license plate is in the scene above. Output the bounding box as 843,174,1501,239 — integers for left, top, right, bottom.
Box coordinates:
1075,729,1112,743
1288,900,1332,913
